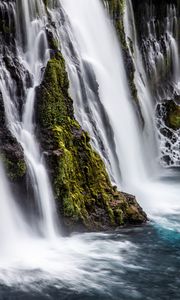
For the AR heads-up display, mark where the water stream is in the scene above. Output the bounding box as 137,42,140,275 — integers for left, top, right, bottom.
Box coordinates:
58,0,180,216
0,0,179,299
0,0,57,238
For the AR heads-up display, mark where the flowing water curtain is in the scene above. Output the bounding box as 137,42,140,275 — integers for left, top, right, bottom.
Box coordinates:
123,0,180,167
0,0,58,238
55,0,180,214
55,0,154,208
131,1,180,97
46,0,123,183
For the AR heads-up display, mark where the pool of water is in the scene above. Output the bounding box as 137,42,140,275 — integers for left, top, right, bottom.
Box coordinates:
0,216,179,300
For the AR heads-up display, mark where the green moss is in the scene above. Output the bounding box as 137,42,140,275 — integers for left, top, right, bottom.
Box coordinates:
51,122,117,228
169,113,180,129
36,55,71,129
114,208,124,224
36,50,147,231
165,101,180,130
0,153,26,181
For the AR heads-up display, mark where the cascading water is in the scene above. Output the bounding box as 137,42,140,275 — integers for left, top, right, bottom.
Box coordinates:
48,1,122,183
55,0,150,192
0,162,29,257
0,0,57,237
124,0,159,173
132,1,180,96
127,0,180,167
0,1,145,293
0,0,179,298
51,0,180,215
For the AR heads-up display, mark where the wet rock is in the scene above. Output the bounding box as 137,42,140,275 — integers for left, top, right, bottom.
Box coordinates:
160,100,180,130
35,43,147,233
0,91,26,182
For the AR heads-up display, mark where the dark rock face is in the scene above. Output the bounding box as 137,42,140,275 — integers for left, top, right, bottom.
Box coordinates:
0,92,26,182
0,90,29,213
0,0,35,211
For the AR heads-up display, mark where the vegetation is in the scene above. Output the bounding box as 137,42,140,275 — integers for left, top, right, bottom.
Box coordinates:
35,46,147,232
164,100,180,130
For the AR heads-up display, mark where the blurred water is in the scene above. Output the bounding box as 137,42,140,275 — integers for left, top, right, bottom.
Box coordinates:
0,221,179,300
0,2,179,299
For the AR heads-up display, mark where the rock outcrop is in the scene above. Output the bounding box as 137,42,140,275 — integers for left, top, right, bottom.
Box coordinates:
35,44,147,232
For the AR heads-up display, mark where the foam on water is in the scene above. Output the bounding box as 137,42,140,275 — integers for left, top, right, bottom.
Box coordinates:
0,233,139,293
0,0,179,292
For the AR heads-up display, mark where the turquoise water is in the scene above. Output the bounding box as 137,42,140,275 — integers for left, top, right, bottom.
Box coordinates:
0,218,179,300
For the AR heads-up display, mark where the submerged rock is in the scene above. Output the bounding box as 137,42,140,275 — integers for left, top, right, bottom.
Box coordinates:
35,47,147,233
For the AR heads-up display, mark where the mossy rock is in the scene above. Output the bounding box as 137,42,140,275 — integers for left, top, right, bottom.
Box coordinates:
0,152,26,181
0,92,27,182
35,49,147,232
164,100,180,130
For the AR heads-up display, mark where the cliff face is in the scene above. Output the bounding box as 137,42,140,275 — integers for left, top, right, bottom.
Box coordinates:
0,0,147,233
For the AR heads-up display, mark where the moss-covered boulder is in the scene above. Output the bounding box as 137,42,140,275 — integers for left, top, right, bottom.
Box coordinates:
163,99,180,130
35,51,147,233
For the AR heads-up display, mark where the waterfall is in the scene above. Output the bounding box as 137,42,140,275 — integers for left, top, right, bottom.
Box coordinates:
124,0,159,173
0,162,29,257
0,0,57,238
56,0,149,188
0,0,179,294
51,0,180,215
126,0,180,167
133,2,180,96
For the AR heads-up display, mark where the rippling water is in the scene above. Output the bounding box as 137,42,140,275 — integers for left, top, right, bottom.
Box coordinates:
0,216,179,300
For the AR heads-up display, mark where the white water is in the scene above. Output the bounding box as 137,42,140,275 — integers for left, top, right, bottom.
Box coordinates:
124,1,180,167
0,0,179,292
0,162,29,257
0,1,137,290
136,2,180,94
59,0,148,187
166,5,180,87
57,0,180,215
124,0,159,172
0,0,57,238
